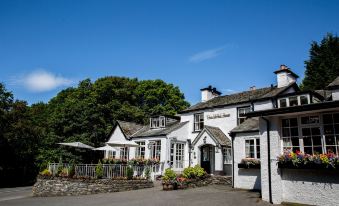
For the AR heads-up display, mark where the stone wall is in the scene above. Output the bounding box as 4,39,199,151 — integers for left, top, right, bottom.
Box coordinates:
183,175,232,188
33,175,153,197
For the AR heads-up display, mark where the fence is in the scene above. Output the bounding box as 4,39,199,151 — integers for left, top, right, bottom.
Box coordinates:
48,163,163,179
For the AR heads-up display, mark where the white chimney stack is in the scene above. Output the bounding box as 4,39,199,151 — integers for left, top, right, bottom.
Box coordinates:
201,85,221,102
274,65,299,88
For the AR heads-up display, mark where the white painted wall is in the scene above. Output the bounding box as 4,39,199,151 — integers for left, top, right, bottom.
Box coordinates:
233,132,261,190
277,72,297,88
331,89,339,100
253,100,273,111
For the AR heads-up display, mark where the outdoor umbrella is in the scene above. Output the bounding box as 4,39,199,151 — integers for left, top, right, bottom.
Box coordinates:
106,140,140,147
93,145,118,151
57,142,95,149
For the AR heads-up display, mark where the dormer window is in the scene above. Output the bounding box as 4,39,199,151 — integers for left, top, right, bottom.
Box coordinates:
150,116,166,129
278,95,310,108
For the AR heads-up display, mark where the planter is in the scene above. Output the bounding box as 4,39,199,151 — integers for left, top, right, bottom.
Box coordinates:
163,183,174,190
278,162,339,170
238,163,260,169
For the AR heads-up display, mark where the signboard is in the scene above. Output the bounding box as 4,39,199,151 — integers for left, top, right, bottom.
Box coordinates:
207,113,230,119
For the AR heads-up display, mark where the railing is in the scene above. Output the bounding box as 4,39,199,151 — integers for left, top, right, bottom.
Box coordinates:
48,163,163,179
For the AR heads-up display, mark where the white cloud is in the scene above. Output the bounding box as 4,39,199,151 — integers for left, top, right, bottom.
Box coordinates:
222,88,237,94
14,70,74,92
189,46,225,63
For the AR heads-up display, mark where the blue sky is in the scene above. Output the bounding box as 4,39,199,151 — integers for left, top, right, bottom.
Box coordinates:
1,0,339,105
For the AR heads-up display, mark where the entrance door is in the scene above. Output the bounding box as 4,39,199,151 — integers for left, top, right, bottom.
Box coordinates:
201,145,213,174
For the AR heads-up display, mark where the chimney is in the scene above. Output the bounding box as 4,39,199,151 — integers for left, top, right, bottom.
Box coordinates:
249,86,256,91
274,64,299,88
200,85,221,102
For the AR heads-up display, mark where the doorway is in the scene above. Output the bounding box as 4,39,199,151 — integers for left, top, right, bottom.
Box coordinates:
200,145,214,174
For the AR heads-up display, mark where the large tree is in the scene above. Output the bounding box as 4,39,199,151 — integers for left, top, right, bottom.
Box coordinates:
301,33,339,90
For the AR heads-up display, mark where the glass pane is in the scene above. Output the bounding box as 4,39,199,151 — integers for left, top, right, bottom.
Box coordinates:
325,135,335,145
256,139,260,146
313,136,322,146
289,96,298,106
326,146,336,153
324,125,334,134
290,118,298,127
334,113,339,123
335,124,339,134
323,114,333,124
282,128,290,137
304,147,313,155
301,117,309,124
311,127,321,135
291,138,300,147
283,138,292,147
292,147,300,153
309,116,319,124
282,119,290,127
300,96,308,105
302,128,311,136
313,147,323,155
303,137,312,146
291,128,299,136
279,99,287,108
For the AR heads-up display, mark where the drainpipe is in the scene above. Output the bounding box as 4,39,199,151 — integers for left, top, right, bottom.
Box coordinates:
262,117,273,204
229,132,235,188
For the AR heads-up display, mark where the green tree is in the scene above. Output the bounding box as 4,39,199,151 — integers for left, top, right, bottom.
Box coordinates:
301,33,339,90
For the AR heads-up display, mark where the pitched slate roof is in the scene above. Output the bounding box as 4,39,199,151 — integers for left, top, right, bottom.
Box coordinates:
230,117,259,134
131,121,188,138
180,84,296,114
204,126,231,146
117,120,144,138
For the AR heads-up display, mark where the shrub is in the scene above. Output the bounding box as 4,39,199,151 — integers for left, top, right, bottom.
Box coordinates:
40,168,52,176
182,165,206,179
126,166,134,180
68,164,75,177
96,160,104,179
144,166,151,180
163,168,176,182
59,167,69,177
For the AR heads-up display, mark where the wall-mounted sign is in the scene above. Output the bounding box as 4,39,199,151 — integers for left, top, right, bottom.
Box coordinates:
207,113,230,119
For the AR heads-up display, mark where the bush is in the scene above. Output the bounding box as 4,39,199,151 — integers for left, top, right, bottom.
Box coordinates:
40,169,52,176
126,166,134,180
96,160,104,179
68,164,75,177
162,168,176,182
182,165,206,179
144,166,151,180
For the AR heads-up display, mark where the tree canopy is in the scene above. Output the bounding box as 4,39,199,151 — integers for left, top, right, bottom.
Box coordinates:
0,77,190,187
301,33,339,90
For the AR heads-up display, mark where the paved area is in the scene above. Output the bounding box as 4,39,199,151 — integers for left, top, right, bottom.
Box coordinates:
0,186,32,202
0,184,277,206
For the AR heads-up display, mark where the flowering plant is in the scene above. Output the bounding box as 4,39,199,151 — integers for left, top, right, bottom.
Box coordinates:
102,158,160,165
277,150,339,169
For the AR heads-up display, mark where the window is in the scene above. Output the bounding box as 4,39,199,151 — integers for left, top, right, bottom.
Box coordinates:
170,142,185,168
135,141,145,159
238,106,251,125
120,147,129,160
194,113,204,131
107,150,116,159
223,147,232,164
150,117,159,128
160,116,166,127
149,140,161,160
282,118,300,152
323,113,339,154
245,138,260,159
279,99,287,108
278,95,310,108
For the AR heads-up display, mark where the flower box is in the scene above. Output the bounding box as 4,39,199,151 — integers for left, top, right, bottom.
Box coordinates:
238,163,261,169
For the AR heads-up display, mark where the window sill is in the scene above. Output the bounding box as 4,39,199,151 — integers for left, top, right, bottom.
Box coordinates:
238,163,260,169
278,162,339,170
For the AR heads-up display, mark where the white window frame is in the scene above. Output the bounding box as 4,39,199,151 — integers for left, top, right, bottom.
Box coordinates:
107,150,116,159
223,147,232,164
150,117,160,129
245,138,260,159
237,106,251,125
194,113,204,131
278,95,310,108
159,116,166,128
135,141,145,159
281,117,300,152
322,113,339,154
120,147,129,160
170,142,185,169
149,140,161,160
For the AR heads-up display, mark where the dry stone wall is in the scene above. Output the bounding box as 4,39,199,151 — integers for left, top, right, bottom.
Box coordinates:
33,175,153,197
